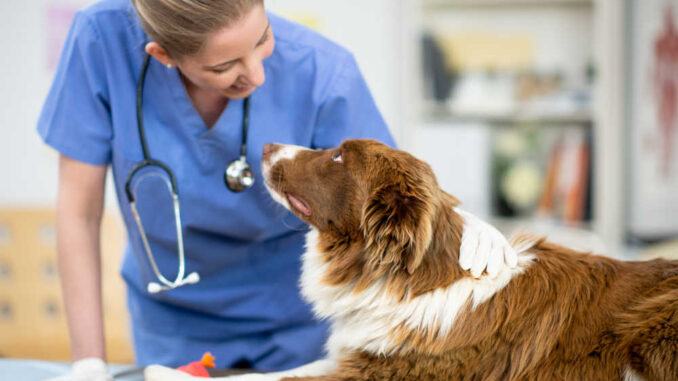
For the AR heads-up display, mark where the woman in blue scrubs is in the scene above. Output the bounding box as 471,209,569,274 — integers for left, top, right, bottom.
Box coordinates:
40,0,516,379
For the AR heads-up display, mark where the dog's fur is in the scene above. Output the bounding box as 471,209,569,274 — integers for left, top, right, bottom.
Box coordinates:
145,139,678,381
260,140,678,381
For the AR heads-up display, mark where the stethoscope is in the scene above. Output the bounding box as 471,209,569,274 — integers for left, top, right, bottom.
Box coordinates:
124,54,254,293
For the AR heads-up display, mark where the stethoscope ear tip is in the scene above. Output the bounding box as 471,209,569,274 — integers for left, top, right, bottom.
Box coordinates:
184,272,200,284
146,272,201,294
147,282,164,294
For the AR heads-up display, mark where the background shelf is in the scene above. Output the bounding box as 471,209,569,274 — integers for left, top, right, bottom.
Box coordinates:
422,108,593,126
423,0,593,10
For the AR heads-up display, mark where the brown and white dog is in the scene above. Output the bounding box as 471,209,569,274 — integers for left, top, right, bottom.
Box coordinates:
147,140,678,381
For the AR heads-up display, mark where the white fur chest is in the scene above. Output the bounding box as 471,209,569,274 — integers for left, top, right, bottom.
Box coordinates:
300,229,535,357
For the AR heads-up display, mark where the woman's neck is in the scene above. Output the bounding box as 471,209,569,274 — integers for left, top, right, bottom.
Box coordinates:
180,73,229,129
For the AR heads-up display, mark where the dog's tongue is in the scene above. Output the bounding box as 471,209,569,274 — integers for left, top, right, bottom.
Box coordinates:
287,193,312,216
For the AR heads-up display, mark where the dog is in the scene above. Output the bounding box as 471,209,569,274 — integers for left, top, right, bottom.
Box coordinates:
146,139,678,380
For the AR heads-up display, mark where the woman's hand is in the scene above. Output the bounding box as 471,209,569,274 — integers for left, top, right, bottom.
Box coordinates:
456,208,518,278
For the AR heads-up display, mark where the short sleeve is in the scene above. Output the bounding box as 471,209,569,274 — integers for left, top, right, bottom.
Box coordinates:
37,12,112,166
311,54,396,149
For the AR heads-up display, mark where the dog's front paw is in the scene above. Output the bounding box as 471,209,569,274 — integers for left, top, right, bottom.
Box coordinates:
144,365,196,381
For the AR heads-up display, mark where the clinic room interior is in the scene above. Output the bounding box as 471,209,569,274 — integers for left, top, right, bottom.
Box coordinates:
1,0,678,379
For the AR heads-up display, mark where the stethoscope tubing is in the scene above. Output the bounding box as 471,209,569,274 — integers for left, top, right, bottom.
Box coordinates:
129,190,188,291
125,54,195,293
126,53,254,293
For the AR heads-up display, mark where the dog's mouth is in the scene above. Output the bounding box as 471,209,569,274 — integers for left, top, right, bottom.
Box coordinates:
286,193,312,216
262,162,312,217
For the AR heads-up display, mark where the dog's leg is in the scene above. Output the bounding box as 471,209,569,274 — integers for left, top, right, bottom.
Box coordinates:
636,290,678,380
619,285,678,380
224,359,336,381
144,359,336,381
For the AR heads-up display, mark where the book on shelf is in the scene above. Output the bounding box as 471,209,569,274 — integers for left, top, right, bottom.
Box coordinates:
537,128,590,225
494,126,591,227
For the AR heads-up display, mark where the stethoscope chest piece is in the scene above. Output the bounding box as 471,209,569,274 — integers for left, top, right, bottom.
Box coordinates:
224,96,254,193
225,155,254,192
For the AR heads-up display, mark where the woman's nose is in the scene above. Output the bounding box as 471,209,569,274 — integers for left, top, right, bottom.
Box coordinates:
242,58,265,87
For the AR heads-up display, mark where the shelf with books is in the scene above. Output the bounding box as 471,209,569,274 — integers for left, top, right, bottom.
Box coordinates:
410,0,601,245
489,123,592,226
411,121,594,235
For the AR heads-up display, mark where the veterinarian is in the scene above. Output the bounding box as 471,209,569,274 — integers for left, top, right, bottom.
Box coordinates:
39,0,517,380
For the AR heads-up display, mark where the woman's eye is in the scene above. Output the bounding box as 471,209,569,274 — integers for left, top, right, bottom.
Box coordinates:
212,66,232,74
332,152,342,163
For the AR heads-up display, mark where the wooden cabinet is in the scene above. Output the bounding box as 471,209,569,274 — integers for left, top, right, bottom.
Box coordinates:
0,210,132,363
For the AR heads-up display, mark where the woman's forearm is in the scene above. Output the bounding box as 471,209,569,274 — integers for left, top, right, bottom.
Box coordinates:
56,155,108,361
56,211,106,360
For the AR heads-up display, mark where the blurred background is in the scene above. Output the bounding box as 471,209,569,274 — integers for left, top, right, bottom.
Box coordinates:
1,0,677,367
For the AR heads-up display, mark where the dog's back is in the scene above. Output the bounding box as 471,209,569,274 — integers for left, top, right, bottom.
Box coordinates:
453,236,678,380
508,238,678,380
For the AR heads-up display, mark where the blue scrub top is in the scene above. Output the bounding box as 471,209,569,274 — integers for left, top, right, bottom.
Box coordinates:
38,0,394,370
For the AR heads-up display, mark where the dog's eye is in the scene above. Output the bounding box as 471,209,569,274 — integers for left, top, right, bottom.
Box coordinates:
332,152,343,163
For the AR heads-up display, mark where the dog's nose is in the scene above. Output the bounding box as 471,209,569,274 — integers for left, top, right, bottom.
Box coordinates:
262,143,278,163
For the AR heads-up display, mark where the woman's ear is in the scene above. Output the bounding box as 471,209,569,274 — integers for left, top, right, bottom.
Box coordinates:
145,42,176,68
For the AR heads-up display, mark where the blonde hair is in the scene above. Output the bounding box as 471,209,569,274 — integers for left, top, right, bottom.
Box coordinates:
131,0,263,59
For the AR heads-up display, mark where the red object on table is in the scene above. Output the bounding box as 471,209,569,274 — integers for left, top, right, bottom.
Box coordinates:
177,352,216,377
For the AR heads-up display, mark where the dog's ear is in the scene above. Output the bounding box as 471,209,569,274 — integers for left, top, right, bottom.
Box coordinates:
361,182,434,274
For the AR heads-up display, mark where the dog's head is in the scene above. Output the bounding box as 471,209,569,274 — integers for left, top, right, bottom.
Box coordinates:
262,139,447,275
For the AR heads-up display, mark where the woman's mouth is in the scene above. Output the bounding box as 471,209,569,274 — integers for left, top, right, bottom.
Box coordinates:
229,83,253,93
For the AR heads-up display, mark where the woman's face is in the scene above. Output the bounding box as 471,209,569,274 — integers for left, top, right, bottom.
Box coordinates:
176,4,274,99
